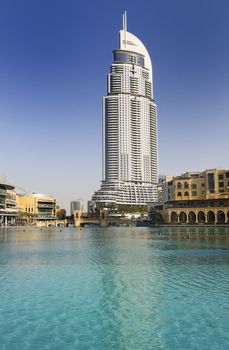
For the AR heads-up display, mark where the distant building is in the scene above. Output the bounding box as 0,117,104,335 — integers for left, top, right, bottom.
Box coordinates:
146,175,165,215
157,175,165,203
162,169,229,224
0,174,18,226
70,200,83,216
87,200,96,214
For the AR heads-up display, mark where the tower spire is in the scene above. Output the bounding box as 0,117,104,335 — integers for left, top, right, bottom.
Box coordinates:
122,11,127,47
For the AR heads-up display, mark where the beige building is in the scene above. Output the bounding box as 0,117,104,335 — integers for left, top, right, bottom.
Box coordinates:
0,174,18,226
18,193,56,224
0,172,62,227
163,169,229,224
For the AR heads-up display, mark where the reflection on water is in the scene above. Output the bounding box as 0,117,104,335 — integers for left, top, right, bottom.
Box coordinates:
0,225,229,243
0,226,228,350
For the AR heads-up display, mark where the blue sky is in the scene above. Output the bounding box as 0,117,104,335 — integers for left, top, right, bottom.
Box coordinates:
0,0,229,211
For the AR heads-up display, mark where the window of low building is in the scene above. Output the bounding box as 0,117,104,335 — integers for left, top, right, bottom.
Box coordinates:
218,174,224,180
208,173,215,191
192,191,197,196
226,172,229,178
177,192,182,197
192,184,197,189
184,191,189,196
219,182,224,187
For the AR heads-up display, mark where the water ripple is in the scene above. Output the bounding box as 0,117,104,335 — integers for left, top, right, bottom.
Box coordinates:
0,226,228,349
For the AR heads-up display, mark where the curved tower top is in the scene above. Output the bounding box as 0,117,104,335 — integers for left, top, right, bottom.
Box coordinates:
119,12,153,86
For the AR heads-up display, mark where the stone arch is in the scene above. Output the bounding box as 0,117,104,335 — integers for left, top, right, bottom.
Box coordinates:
188,211,196,224
184,191,189,197
177,182,182,189
177,192,182,197
171,212,178,223
198,211,205,224
180,211,187,224
217,210,225,224
207,211,215,224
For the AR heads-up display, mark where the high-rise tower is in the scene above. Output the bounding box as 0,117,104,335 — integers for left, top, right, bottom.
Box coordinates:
93,12,158,206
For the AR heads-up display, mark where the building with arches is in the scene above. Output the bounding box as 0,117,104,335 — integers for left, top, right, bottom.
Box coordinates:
162,169,229,224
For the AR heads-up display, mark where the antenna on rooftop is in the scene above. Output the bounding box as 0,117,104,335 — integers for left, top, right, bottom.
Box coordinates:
122,11,127,47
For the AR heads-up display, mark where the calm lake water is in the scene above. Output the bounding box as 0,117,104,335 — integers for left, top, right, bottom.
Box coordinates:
0,226,228,350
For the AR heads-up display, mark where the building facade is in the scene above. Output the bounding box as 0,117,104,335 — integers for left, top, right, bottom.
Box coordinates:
18,193,56,222
93,13,158,206
0,174,18,226
163,169,229,224
0,173,62,227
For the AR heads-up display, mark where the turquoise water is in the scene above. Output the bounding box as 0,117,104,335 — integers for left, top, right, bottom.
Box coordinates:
0,226,228,350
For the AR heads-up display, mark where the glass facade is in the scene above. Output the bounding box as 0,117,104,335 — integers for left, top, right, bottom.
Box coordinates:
113,50,144,67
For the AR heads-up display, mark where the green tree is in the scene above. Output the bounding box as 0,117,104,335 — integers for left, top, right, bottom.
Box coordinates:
56,209,66,219
149,208,164,225
116,204,147,214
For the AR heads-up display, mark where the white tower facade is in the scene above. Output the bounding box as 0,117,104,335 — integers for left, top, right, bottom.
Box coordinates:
93,13,158,206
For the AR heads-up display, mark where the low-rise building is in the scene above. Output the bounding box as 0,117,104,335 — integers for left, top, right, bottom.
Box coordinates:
0,174,18,226
163,169,229,224
18,193,56,224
